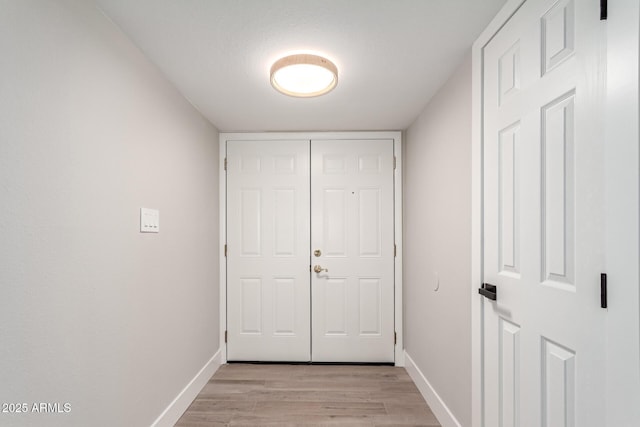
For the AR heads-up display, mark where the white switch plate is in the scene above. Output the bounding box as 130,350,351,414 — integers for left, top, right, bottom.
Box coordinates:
140,208,159,233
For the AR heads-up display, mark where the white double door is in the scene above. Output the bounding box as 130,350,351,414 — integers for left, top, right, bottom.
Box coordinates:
481,0,606,425
226,138,395,363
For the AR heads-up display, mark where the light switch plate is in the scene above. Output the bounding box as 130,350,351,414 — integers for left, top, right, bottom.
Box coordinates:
140,208,159,233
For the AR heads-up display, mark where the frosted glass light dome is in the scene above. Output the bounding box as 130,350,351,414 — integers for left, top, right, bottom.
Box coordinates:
270,54,338,97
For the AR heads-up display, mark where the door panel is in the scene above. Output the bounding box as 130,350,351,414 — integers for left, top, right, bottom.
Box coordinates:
311,139,394,363
500,318,521,427
482,0,605,425
542,93,575,287
226,140,310,361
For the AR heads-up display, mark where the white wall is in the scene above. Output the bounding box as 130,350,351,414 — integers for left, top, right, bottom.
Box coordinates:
0,1,219,426
605,1,640,424
404,54,472,427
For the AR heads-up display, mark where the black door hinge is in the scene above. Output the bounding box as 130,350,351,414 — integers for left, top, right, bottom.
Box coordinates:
601,273,608,308
600,0,607,20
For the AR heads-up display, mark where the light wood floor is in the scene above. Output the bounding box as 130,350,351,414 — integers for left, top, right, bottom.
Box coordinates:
175,363,441,426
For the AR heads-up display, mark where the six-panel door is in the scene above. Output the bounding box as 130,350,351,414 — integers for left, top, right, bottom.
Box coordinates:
311,139,395,363
482,0,606,425
226,140,311,361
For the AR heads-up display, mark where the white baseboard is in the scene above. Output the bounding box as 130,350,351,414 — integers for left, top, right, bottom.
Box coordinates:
404,351,462,427
151,349,222,427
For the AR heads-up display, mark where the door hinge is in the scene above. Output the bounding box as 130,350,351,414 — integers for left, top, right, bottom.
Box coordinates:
224,157,227,171
394,244,397,257
600,0,607,20
394,331,397,345
224,244,227,257
393,156,397,170
601,273,608,308
224,330,228,343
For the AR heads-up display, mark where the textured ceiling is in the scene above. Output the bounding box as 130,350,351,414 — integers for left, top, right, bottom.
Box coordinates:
95,0,506,132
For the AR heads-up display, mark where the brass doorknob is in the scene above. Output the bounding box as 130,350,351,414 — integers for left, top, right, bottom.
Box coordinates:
314,249,322,257
313,265,328,273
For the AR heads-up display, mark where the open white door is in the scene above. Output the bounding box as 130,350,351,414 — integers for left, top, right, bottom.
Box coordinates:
480,0,606,425
310,139,395,363
226,140,311,361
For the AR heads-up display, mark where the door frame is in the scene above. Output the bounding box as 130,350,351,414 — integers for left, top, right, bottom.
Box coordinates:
218,131,404,366
471,1,640,426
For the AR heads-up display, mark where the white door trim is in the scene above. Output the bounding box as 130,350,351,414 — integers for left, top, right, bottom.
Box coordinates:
218,131,404,366
472,1,640,426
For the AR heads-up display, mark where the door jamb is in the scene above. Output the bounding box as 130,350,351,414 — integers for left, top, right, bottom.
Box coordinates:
218,131,404,366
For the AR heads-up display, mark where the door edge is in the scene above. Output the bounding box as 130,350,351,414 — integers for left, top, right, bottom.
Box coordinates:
471,1,527,426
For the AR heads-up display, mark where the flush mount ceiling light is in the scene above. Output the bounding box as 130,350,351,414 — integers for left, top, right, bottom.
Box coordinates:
270,54,338,97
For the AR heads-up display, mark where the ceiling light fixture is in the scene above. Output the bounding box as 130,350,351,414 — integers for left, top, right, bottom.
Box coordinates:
270,54,338,97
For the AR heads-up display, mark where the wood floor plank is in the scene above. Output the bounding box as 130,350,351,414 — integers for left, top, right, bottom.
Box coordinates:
247,390,377,403
183,398,256,414
252,400,387,416
175,364,442,426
